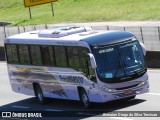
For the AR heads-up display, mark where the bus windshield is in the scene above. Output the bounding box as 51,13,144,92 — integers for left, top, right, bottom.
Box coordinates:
92,40,145,82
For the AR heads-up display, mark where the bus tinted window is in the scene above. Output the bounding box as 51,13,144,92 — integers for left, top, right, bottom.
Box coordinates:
67,47,80,69
18,45,30,64
30,46,42,65
79,47,90,75
6,44,19,63
54,46,68,67
6,45,12,63
41,46,55,66
49,46,56,66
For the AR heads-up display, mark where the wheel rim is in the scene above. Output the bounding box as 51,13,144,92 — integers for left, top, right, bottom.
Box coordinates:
82,92,89,107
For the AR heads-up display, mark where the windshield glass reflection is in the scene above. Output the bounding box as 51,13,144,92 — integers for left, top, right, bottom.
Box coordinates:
92,40,145,80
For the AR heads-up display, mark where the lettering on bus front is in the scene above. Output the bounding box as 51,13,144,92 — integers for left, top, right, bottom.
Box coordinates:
59,75,83,84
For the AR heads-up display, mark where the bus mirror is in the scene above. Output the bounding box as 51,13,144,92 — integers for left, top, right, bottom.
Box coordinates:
88,53,97,69
140,43,146,56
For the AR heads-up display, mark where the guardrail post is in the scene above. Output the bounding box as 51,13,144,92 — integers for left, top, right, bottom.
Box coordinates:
158,27,160,42
140,27,144,43
3,26,6,38
33,25,36,30
18,26,20,34
123,26,126,31
106,26,109,30
45,24,48,29
23,26,25,32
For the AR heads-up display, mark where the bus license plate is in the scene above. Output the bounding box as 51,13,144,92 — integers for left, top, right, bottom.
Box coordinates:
124,90,133,95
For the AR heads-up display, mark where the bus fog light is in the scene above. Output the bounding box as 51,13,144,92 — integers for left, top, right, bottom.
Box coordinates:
136,91,141,94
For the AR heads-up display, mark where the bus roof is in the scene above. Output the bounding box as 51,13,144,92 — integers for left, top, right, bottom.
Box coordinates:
5,26,135,46
81,30,135,46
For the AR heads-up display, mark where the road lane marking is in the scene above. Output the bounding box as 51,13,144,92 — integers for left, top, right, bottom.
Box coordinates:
109,117,133,120
148,69,160,72
45,109,63,111
12,105,29,109
145,92,160,96
0,62,6,65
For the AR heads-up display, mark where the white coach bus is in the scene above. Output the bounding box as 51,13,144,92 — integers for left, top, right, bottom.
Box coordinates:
4,26,149,108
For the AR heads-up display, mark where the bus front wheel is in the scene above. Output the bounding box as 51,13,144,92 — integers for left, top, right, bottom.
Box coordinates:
80,89,91,109
34,85,46,104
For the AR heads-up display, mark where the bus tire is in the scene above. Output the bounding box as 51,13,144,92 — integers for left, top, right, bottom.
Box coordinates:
79,88,91,109
34,85,46,104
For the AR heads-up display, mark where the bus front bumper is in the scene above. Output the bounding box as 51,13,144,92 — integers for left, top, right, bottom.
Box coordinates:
98,82,149,103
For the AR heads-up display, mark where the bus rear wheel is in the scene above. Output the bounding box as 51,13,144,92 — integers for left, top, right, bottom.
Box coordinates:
34,85,46,104
80,89,91,109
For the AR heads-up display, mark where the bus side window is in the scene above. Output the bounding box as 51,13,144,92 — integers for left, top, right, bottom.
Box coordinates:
87,61,96,83
41,46,51,65
67,47,80,69
54,46,68,67
18,45,30,64
79,47,96,82
49,46,56,66
30,46,42,65
41,46,56,66
6,44,19,64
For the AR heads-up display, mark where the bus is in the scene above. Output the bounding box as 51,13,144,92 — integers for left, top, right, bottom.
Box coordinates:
4,26,149,108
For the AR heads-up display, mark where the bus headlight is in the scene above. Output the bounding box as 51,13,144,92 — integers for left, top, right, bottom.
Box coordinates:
138,80,147,87
100,86,117,92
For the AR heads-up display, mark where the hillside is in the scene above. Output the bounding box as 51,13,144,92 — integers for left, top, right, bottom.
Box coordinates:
0,0,160,26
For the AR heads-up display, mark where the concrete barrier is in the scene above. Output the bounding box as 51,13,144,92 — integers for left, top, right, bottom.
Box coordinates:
1,25,160,51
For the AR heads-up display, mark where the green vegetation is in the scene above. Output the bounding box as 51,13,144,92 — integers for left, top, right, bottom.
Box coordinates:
0,0,160,26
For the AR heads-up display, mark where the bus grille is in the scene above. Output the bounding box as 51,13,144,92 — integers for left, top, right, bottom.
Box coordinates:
115,84,139,90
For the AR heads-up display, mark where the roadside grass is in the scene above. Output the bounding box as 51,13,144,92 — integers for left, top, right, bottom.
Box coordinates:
0,0,160,26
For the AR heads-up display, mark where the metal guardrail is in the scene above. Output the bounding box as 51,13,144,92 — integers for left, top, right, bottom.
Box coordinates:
0,46,159,68
0,24,160,68
1,25,160,51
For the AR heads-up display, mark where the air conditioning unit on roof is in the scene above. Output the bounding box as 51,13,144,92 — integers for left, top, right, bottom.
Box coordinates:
38,26,92,38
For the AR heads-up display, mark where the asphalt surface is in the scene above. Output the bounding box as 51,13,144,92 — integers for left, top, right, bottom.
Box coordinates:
0,62,160,120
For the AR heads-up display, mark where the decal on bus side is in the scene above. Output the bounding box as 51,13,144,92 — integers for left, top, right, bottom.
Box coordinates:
59,75,83,84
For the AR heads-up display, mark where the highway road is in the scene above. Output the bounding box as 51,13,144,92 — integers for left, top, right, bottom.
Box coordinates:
0,62,160,120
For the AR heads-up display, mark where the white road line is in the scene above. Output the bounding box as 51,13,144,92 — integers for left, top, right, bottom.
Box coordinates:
45,109,63,111
109,117,133,120
0,62,6,64
12,105,29,109
145,92,160,96
148,69,160,72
